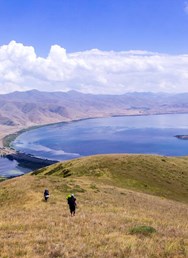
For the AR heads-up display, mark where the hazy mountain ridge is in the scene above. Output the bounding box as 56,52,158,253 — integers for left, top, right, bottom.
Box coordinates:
1,90,188,127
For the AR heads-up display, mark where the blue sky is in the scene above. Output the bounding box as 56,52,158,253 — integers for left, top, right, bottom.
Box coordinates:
1,0,188,55
0,0,188,94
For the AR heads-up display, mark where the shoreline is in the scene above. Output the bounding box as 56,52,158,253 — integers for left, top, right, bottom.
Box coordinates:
2,112,188,148
1,115,109,148
0,124,61,173
0,117,101,173
1,112,188,175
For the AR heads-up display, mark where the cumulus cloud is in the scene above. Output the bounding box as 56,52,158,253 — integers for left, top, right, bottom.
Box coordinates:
0,40,188,94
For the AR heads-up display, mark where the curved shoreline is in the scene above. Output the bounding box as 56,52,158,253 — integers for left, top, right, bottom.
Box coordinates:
0,118,98,174
0,124,61,175
2,112,188,148
1,115,105,149
1,113,188,176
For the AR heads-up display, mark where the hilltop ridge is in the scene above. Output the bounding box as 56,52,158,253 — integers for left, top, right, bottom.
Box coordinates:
32,154,188,203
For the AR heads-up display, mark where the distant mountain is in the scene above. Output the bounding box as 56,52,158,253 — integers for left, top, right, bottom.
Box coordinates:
0,90,188,127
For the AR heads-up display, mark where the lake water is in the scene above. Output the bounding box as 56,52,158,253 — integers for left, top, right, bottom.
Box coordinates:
1,114,188,177
0,158,31,178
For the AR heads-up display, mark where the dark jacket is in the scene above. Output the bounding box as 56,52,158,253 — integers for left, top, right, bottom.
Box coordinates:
44,189,49,196
67,196,76,207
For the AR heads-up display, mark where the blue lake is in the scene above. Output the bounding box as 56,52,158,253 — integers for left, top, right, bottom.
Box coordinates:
1,114,188,177
0,158,31,178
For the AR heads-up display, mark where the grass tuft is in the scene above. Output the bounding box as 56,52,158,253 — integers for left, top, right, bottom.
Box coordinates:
130,225,157,236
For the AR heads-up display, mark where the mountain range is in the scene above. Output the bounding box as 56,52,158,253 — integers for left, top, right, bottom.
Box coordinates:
1,90,188,127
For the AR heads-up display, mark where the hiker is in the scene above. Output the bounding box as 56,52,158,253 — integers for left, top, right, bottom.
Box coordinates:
67,194,77,216
44,189,50,201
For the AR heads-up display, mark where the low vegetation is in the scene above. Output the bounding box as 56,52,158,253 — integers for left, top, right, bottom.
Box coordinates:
0,154,188,257
32,154,188,203
0,176,6,182
129,225,157,236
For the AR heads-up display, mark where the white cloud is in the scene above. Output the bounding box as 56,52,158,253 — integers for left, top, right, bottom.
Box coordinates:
184,1,188,14
1,41,188,94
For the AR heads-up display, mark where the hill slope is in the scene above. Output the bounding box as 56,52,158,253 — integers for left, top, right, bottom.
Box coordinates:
0,154,188,258
32,154,188,203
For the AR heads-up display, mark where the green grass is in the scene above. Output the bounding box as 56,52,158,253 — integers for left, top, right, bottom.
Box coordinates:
0,177,6,182
32,154,188,203
130,225,157,236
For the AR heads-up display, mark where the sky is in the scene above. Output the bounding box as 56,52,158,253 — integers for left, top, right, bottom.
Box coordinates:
0,0,188,94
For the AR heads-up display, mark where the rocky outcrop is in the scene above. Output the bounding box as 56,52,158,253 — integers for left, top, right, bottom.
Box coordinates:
175,135,188,140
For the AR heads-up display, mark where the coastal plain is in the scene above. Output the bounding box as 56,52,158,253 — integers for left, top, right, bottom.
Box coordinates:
0,124,25,148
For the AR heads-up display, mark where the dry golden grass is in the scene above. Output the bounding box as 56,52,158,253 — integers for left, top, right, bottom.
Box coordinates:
0,170,188,258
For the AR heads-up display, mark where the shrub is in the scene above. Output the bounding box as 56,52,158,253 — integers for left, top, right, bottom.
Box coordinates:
129,225,156,236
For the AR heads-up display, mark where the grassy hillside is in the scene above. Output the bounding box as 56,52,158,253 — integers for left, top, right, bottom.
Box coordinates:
32,154,188,203
0,154,188,257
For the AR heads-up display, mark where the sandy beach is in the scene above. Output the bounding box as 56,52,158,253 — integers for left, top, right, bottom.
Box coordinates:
0,125,25,148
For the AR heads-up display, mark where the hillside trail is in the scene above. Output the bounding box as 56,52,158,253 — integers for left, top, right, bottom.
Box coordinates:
0,174,188,257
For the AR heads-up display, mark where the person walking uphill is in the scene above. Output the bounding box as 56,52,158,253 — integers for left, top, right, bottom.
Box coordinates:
67,194,77,216
44,189,50,202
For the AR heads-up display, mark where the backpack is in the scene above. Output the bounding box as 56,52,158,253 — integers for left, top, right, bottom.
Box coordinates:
66,194,71,204
44,189,49,196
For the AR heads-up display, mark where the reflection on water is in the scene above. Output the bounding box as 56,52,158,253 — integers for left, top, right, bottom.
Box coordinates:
2,114,188,178
0,157,31,178
13,114,188,158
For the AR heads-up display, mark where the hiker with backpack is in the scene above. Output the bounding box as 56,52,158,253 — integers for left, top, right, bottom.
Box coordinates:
44,189,50,201
67,194,77,216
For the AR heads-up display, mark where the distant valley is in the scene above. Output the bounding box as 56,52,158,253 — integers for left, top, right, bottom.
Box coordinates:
1,90,188,128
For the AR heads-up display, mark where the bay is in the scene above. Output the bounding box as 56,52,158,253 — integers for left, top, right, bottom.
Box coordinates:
1,113,188,177
12,113,188,158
